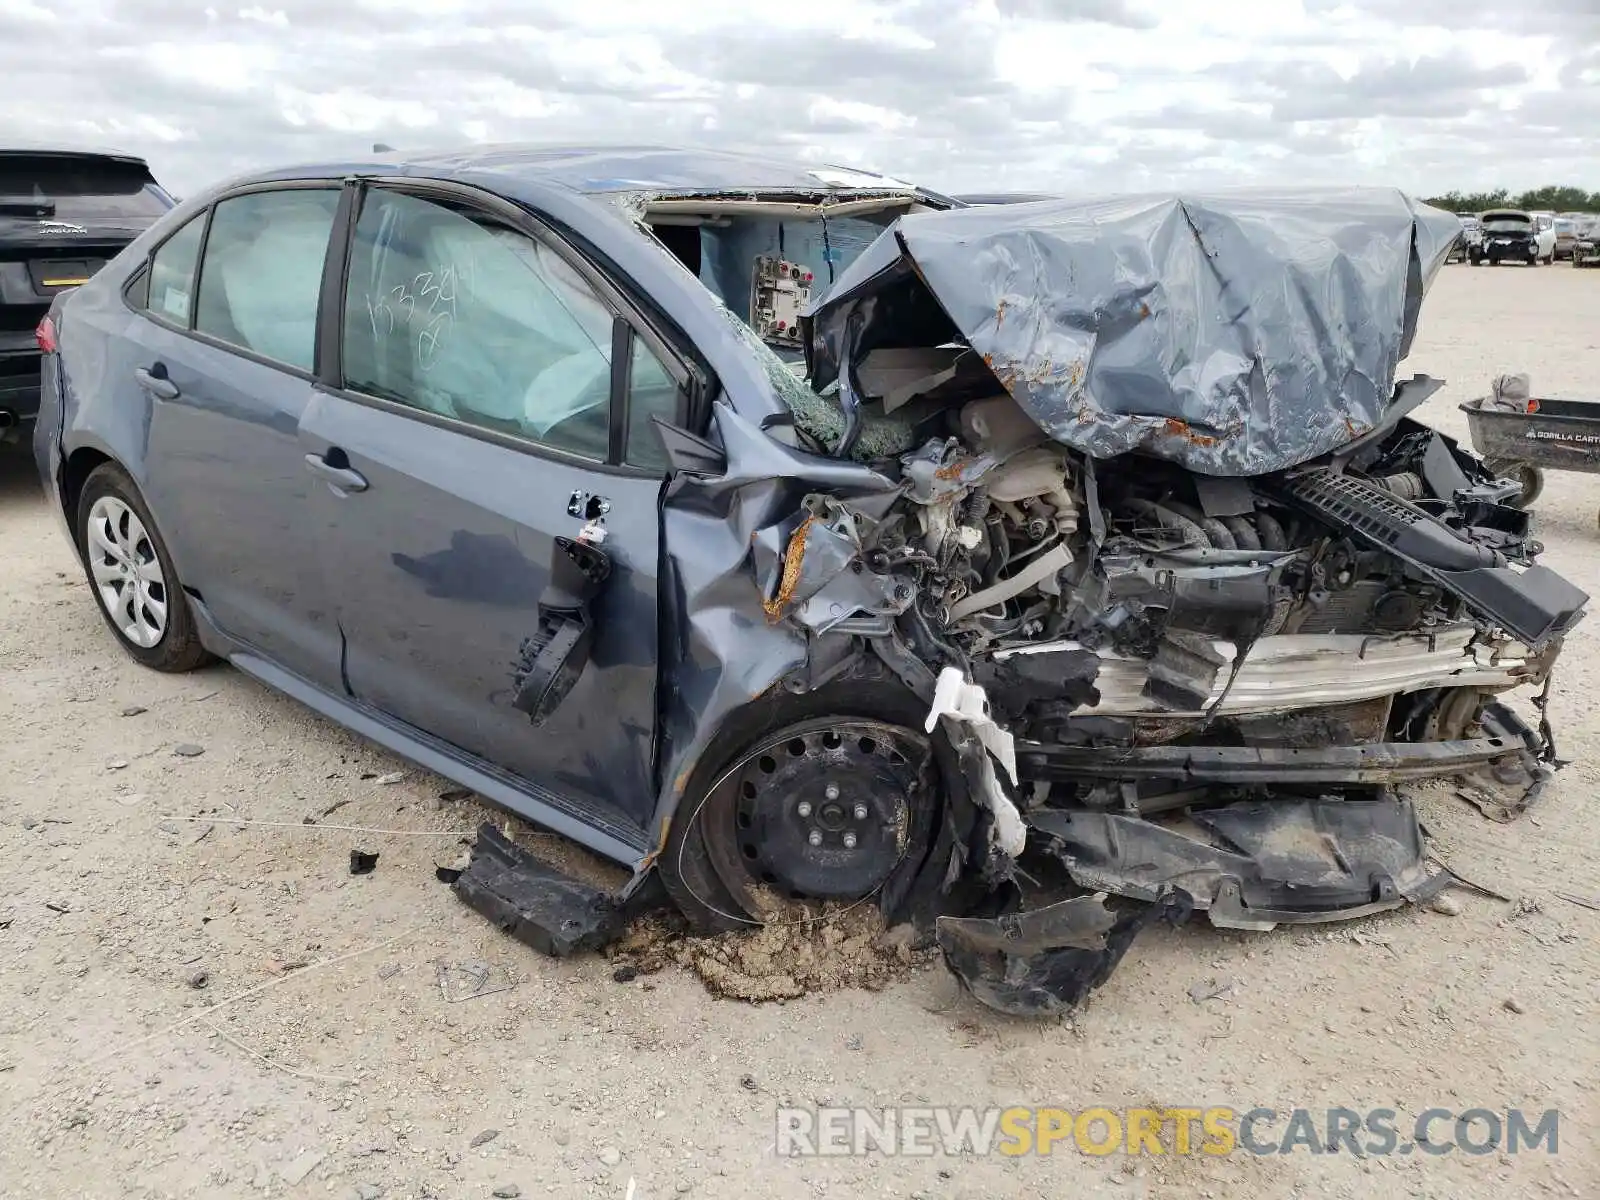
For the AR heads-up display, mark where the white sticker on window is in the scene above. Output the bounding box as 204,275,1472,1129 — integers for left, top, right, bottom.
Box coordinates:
162,287,190,320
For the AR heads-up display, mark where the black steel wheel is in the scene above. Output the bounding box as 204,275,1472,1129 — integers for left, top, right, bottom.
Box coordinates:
661,711,938,931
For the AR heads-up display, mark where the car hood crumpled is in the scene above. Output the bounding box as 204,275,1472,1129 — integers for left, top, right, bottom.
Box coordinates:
804,187,1462,476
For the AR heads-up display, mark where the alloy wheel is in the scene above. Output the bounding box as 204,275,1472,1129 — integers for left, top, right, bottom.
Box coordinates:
86,495,168,648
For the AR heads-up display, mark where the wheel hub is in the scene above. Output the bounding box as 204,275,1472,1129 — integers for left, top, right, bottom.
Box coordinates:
730,725,919,901
86,495,168,649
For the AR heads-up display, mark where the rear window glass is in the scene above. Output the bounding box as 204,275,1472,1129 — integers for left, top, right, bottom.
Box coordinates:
0,155,169,221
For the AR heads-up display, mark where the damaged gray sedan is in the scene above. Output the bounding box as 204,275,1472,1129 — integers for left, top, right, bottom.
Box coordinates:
35,147,1588,1015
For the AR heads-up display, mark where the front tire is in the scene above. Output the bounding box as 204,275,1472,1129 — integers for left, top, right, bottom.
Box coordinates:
660,683,942,933
76,463,212,672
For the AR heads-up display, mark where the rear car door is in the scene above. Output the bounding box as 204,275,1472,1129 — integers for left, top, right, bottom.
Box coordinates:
126,183,347,690
301,181,688,842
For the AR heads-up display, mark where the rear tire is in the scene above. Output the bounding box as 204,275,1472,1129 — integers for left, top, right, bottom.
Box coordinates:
76,463,213,672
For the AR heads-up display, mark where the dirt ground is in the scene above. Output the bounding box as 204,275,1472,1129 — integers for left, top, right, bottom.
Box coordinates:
2,262,1597,1200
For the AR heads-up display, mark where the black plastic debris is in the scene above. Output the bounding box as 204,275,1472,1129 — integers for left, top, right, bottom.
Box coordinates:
510,537,613,726
937,891,1190,1018
1026,792,1451,929
349,849,379,876
451,823,625,957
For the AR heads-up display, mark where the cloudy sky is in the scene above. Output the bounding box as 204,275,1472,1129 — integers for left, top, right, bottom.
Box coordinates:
3,0,1598,197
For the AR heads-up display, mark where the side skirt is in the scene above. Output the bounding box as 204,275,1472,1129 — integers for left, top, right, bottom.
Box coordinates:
186,594,651,872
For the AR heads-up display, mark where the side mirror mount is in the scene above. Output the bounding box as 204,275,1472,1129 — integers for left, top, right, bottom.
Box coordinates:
650,416,727,477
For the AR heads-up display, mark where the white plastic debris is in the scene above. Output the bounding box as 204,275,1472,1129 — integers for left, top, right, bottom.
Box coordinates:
925,667,1027,857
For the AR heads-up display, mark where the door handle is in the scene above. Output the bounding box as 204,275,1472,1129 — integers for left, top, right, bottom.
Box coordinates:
135,364,179,400
304,451,368,493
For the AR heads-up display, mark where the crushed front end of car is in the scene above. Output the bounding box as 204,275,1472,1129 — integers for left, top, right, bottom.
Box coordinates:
720,189,1588,1014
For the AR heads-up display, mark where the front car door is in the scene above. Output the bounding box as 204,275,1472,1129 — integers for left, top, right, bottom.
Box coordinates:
301,181,688,849
126,183,347,689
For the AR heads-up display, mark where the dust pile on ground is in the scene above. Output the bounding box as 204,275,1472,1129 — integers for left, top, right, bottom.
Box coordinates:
607,905,930,1002
471,813,931,1003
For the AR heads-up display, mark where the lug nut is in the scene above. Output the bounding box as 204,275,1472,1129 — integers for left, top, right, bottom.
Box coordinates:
807,829,823,847
852,803,868,820
842,832,858,849
824,784,840,801
796,801,812,817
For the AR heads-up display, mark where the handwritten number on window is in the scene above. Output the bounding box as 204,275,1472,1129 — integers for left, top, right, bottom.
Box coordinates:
366,265,460,373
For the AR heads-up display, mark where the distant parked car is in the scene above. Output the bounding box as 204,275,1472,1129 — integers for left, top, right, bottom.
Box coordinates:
1,146,176,444
1553,218,1581,260
1572,219,1600,267
1447,215,1482,263
1471,210,1553,265
1531,212,1558,263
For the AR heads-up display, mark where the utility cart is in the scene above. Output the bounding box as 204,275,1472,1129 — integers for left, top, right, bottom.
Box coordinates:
1461,395,1600,526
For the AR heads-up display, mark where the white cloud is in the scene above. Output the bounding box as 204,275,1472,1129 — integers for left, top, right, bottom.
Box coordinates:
0,0,1594,197
238,6,289,25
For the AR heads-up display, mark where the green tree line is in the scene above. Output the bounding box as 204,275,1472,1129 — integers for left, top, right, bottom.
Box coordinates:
1422,185,1600,213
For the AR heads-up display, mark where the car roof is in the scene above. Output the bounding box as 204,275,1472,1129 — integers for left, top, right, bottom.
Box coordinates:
954,191,1061,205
234,143,927,199
0,142,151,166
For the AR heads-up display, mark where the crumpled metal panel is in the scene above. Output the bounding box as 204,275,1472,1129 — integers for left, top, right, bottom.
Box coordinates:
1026,794,1450,931
806,188,1462,475
652,401,901,835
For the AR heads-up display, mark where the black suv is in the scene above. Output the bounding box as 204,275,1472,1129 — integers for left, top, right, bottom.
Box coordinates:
1,147,175,443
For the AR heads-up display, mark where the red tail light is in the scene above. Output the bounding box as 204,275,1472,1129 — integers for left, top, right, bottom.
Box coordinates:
35,314,58,354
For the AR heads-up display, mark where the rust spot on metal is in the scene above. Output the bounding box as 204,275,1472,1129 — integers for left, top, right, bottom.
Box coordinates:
935,456,971,481
1138,302,1151,319
761,515,815,623
1163,418,1218,447
984,354,1088,396
995,298,1008,330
